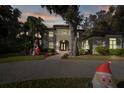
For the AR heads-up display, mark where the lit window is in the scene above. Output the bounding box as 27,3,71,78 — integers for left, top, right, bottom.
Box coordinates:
49,42,54,48
85,40,89,49
82,40,89,49
20,32,24,35
49,31,54,37
109,38,117,49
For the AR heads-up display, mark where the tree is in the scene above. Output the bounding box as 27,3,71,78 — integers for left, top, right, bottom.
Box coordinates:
85,6,115,35
27,16,46,40
0,5,21,39
0,5,21,54
111,6,124,33
41,5,83,56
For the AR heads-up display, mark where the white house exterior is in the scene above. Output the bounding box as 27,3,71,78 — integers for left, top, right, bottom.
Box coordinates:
43,24,124,54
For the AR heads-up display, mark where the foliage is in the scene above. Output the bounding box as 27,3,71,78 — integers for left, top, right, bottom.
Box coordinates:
0,5,21,38
21,42,33,50
111,6,124,33
109,49,124,56
85,5,124,36
79,49,85,55
40,48,56,56
0,5,22,54
95,45,109,55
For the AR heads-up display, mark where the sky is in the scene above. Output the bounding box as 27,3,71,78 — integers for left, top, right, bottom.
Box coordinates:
13,5,109,27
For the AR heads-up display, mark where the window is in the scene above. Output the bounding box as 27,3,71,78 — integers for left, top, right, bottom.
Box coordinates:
82,40,89,49
85,40,89,49
49,31,54,37
49,42,54,48
109,38,117,49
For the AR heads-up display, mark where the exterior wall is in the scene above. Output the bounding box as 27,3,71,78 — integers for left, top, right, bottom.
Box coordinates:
45,25,124,55
43,33,49,48
55,28,70,52
48,29,56,49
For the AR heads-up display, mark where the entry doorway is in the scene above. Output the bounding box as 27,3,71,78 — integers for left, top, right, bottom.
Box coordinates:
59,40,69,51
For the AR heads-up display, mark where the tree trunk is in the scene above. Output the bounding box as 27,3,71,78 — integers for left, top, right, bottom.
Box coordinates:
69,23,79,56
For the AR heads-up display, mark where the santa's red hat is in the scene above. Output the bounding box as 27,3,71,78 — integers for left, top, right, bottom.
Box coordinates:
96,61,112,74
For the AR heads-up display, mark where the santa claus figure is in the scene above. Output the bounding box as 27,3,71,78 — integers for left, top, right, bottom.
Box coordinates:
36,46,41,55
92,61,116,88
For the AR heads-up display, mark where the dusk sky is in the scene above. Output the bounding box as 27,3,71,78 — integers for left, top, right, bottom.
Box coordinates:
13,5,109,27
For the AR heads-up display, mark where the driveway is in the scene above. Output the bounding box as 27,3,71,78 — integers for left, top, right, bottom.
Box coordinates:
0,53,124,84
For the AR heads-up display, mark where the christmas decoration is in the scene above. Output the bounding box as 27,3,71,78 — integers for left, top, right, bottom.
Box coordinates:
92,61,116,88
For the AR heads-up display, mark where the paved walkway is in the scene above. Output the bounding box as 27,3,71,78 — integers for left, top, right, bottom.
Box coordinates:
0,53,124,84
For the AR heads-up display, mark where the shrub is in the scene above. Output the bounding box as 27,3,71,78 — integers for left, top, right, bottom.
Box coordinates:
61,53,69,59
41,48,55,55
109,49,124,56
96,45,109,55
79,49,85,55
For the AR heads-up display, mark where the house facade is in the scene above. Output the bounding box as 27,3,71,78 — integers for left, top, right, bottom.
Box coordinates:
81,33,124,54
45,25,71,53
44,25,124,54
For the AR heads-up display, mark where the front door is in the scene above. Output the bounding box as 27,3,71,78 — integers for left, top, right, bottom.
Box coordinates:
59,40,69,51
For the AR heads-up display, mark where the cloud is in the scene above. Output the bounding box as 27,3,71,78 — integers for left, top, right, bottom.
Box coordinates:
97,5,110,12
19,11,62,22
82,11,91,17
19,11,65,27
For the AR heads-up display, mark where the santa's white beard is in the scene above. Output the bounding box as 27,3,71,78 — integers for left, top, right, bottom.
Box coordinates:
92,72,114,88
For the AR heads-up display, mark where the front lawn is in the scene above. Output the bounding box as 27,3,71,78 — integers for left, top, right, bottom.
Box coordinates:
0,78,122,88
0,78,92,88
68,55,124,61
0,55,45,63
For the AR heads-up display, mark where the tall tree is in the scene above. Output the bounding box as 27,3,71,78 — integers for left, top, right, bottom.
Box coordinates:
41,5,83,56
111,6,124,33
0,5,21,38
0,5,21,54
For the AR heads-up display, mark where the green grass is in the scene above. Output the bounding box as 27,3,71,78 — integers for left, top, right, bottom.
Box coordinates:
0,55,45,63
0,78,92,88
0,78,122,88
68,55,124,61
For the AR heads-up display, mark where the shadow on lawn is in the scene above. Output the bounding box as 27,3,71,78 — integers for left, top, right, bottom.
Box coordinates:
117,81,124,88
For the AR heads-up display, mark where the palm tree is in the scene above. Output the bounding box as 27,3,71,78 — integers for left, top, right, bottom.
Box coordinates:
41,5,83,56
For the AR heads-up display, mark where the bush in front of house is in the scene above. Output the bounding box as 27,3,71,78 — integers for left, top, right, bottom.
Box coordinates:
41,48,56,55
79,49,85,55
96,45,109,55
109,49,124,56
79,49,91,55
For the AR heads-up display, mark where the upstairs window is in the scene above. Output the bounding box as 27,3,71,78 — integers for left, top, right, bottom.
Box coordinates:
49,31,54,37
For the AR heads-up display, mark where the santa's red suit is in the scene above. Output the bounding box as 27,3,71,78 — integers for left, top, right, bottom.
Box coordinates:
36,47,40,55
